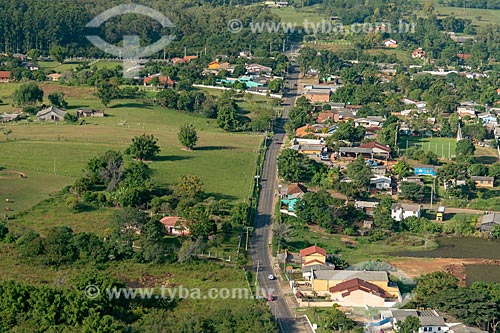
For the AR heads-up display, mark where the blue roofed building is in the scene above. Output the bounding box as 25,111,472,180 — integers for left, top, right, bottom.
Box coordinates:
413,165,438,177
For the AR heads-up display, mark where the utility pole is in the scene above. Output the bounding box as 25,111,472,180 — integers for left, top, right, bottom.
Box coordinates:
53,157,56,175
245,226,252,251
255,260,260,288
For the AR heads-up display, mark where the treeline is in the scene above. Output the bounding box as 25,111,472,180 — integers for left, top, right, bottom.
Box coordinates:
412,272,500,332
0,271,276,332
0,0,284,58
443,0,500,10
319,0,419,24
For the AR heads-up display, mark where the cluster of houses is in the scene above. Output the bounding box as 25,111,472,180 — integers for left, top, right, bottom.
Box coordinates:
289,245,485,333
290,245,402,308
24,106,105,122
204,60,281,94
369,309,486,333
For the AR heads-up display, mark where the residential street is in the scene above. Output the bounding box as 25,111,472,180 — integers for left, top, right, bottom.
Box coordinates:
250,65,312,333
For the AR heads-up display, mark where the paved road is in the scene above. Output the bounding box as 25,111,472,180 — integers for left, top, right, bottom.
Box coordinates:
250,66,311,333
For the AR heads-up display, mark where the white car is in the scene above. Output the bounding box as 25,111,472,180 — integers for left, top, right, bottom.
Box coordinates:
268,274,275,280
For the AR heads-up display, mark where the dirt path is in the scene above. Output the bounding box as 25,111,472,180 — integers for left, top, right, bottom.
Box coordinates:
389,257,500,285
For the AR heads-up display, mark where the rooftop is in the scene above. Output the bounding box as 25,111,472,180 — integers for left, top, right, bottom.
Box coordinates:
392,203,421,211
314,270,389,282
300,245,327,257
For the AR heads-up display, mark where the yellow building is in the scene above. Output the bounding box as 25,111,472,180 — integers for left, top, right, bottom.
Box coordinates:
299,245,326,266
472,176,494,188
311,270,400,299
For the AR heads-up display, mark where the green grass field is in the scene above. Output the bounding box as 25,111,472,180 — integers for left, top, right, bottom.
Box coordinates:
418,0,500,26
0,84,263,217
399,136,457,159
271,4,328,25
38,59,121,72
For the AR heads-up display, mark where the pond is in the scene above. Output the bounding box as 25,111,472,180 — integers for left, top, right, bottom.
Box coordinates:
465,265,500,286
390,237,500,259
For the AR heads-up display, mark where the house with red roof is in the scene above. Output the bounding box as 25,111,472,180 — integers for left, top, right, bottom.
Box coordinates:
160,216,189,236
412,48,426,59
317,111,335,123
359,141,391,159
0,71,12,82
328,278,398,307
457,53,472,61
144,74,175,88
299,245,327,267
172,55,198,64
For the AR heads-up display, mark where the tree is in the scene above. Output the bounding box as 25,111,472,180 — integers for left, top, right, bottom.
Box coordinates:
332,120,365,142
232,64,246,77
456,139,475,157
491,225,500,239
396,316,421,333
345,156,372,187
177,123,198,150
0,223,9,240
43,226,78,266
463,124,487,142
295,190,335,228
177,239,204,263
27,49,40,61
393,159,411,178
50,45,68,64
64,112,78,123
139,219,172,264
415,271,458,305
175,175,204,201
48,92,68,108
96,80,118,108
277,149,315,183
273,222,292,252
231,202,249,226
12,82,43,106
323,307,355,331
216,97,239,131
184,206,216,239
268,79,283,93
127,134,160,161
399,182,429,202
2,128,12,141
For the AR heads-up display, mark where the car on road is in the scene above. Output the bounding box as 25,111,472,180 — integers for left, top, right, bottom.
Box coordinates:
267,294,274,301
268,274,275,280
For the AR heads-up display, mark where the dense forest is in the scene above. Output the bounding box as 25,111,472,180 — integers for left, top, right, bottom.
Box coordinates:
0,0,284,57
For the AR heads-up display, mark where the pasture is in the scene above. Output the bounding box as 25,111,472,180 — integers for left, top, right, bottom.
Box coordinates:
38,59,121,72
0,84,264,215
417,0,500,26
271,4,328,25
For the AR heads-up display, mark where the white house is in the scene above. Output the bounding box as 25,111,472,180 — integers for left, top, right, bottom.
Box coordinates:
381,309,449,333
370,176,392,190
36,106,66,122
391,203,421,221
